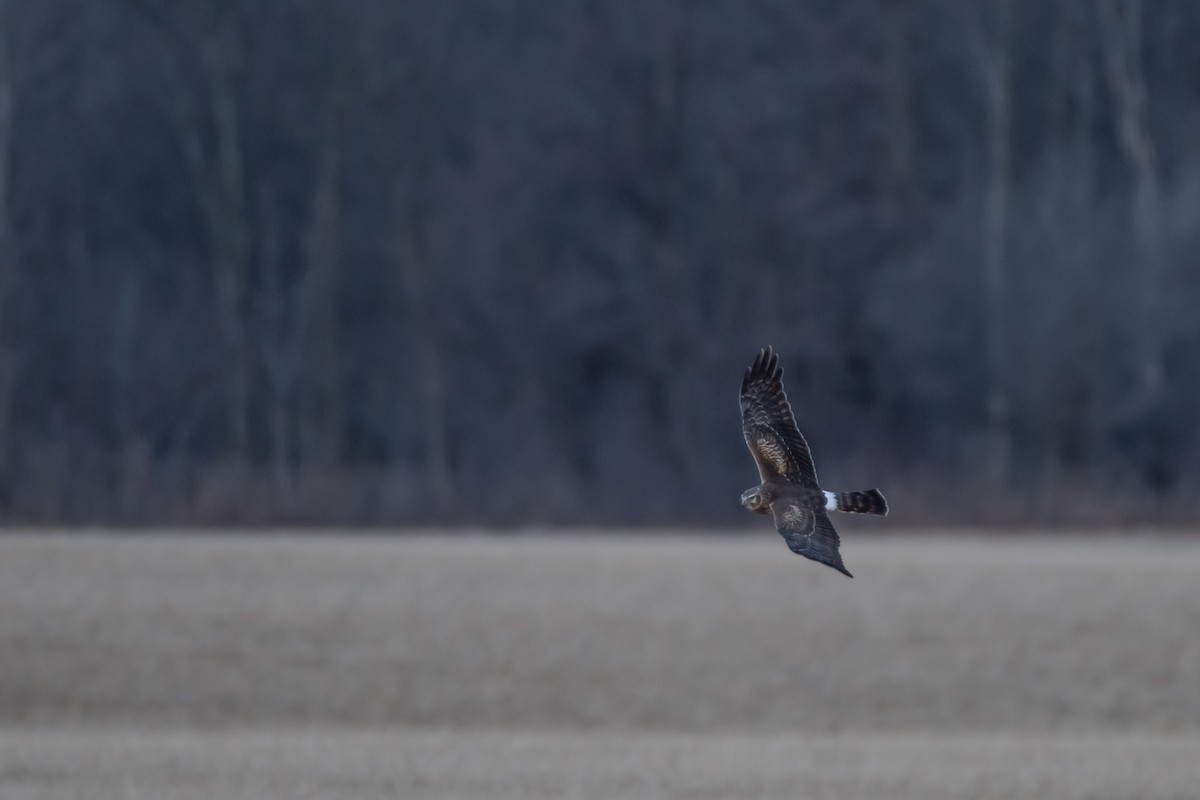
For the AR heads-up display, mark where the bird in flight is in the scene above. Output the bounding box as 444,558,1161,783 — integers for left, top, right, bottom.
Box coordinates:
740,346,887,577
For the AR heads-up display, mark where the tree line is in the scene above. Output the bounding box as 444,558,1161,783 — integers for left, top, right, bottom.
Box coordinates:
1,0,1198,527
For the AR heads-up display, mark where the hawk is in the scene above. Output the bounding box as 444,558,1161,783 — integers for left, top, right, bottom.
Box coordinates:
740,346,887,577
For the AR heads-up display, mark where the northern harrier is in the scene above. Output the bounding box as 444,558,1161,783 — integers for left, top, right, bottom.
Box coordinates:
740,346,887,577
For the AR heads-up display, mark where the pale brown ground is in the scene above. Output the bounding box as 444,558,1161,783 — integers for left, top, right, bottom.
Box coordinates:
1,532,1199,799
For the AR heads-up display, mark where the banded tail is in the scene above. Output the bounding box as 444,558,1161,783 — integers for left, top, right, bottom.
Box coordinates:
829,489,888,515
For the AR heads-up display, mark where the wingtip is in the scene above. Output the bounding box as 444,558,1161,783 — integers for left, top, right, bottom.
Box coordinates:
823,559,853,578
743,348,766,394
747,346,781,382
814,556,854,578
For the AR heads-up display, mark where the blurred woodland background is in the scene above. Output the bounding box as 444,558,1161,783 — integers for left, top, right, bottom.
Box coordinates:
0,0,1198,527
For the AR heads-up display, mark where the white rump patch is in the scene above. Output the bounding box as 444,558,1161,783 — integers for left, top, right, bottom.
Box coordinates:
823,491,837,510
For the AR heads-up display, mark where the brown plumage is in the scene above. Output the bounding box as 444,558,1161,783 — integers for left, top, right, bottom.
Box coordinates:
740,346,888,577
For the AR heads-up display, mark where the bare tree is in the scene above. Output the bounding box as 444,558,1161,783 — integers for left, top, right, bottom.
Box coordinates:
297,112,345,470
970,0,1015,487
0,0,18,480
126,1,254,463
255,184,298,495
1094,0,1165,427
379,0,466,511
879,0,920,228
607,2,706,480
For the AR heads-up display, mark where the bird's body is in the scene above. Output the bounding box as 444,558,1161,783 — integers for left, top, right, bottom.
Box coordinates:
739,346,887,576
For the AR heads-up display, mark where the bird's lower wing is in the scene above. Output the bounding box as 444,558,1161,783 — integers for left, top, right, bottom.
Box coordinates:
772,502,853,578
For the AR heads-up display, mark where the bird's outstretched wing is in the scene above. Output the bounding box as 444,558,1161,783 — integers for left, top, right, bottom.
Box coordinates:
740,346,818,486
772,501,852,577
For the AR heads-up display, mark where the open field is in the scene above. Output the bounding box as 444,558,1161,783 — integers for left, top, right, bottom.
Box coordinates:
1,531,1199,798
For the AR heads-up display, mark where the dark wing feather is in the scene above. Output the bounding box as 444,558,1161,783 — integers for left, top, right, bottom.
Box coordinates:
772,501,853,577
740,346,818,486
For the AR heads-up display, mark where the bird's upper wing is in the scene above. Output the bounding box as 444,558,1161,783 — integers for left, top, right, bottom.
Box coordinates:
740,346,819,487
772,501,852,577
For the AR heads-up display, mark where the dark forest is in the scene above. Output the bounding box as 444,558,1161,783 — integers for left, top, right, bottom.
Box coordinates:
1,0,1198,527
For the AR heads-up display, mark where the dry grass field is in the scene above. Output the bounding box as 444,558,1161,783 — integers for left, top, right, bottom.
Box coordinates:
1,531,1199,799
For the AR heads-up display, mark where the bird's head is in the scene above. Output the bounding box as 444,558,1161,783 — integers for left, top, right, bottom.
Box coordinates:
740,486,772,514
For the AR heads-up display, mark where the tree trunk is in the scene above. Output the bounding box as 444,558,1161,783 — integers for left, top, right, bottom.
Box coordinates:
974,1,1014,487
1096,0,1163,400
205,19,251,462
394,206,451,511
879,0,918,227
0,0,21,491
155,8,252,464
1095,0,1165,483
299,116,344,469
